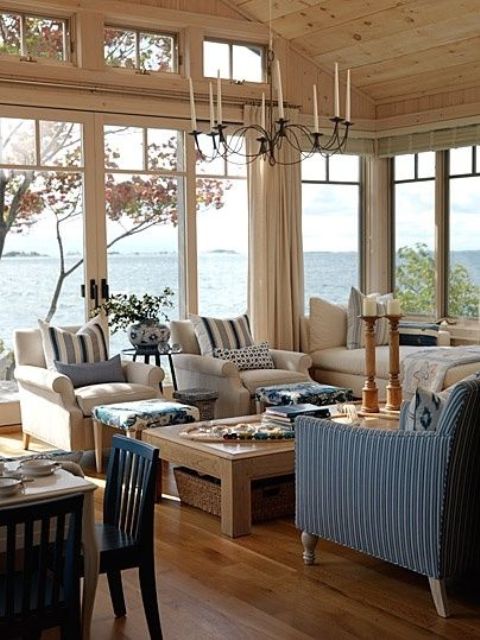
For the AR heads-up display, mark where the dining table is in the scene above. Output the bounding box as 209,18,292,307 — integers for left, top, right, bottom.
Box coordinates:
0,462,99,640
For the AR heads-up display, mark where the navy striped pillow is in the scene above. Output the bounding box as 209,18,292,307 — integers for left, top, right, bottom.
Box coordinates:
399,322,439,346
190,313,254,356
39,316,108,370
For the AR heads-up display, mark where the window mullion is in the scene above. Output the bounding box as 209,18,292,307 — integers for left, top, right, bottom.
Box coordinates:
19,13,26,57
435,150,449,319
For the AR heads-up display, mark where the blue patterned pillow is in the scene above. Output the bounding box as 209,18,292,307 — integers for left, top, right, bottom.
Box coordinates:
402,387,445,432
213,342,274,371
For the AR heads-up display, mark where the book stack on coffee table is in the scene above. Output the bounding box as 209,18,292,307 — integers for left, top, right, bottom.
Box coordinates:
261,403,333,429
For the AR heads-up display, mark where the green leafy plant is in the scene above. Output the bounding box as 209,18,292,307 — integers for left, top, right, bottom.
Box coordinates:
94,289,174,334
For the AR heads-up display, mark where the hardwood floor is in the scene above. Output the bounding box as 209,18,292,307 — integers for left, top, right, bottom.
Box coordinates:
2,431,480,639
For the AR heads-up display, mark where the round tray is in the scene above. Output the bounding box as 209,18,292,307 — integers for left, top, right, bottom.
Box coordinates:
179,422,295,442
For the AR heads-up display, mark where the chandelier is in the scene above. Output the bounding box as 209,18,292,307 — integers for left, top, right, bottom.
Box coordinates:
187,49,352,167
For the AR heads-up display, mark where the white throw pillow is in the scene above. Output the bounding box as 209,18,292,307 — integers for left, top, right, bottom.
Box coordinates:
346,287,393,350
38,315,108,370
309,297,347,352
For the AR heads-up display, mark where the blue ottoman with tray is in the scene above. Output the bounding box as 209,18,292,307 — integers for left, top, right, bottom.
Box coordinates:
255,381,353,411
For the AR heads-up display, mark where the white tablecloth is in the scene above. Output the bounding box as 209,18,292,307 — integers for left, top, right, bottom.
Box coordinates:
0,466,99,640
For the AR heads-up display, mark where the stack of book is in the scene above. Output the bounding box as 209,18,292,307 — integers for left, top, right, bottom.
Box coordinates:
261,403,333,429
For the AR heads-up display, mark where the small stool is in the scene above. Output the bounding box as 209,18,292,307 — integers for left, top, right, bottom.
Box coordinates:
173,388,219,421
91,399,199,473
255,381,353,412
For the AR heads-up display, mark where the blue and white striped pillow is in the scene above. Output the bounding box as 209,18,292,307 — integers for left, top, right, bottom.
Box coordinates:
190,313,254,356
39,316,108,370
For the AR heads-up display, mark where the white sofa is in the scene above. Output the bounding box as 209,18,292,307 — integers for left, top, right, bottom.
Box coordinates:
300,298,478,398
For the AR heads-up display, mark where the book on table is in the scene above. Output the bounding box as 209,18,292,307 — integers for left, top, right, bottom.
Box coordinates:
265,403,331,419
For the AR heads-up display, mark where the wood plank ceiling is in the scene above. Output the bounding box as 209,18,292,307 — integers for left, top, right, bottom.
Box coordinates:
226,0,480,105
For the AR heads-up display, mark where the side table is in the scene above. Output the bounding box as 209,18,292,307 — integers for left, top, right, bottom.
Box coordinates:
122,344,182,391
172,388,219,421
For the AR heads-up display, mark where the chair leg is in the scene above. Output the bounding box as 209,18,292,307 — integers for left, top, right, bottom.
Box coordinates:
139,560,163,639
22,432,30,450
92,420,103,473
428,577,450,617
301,531,319,565
107,570,127,618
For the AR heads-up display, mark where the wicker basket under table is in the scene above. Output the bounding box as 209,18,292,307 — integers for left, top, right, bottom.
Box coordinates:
174,466,294,522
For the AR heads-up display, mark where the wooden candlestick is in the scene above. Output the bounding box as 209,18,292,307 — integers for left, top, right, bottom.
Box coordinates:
360,315,379,414
384,314,402,412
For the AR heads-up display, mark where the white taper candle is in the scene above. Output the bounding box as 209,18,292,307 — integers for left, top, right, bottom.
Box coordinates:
216,69,223,125
188,77,197,131
209,82,215,130
334,62,340,118
346,68,351,123
274,59,285,120
313,84,319,132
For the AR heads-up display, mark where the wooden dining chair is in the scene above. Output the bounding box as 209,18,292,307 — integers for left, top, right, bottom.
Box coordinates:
0,493,84,640
96,434,162,639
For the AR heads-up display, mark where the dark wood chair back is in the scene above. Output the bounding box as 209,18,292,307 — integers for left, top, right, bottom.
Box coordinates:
0,493,84,639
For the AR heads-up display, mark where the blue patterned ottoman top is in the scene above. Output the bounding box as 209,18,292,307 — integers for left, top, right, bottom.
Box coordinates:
255,381,353,407
92,399,199,432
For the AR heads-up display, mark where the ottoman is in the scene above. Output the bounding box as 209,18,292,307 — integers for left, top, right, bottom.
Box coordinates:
255,381,353,412
91,399,199,472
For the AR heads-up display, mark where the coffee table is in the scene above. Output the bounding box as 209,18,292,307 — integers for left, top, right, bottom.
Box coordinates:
142,415,295,538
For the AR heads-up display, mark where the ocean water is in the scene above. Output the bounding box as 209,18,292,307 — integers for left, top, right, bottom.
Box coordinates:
1,250,479,355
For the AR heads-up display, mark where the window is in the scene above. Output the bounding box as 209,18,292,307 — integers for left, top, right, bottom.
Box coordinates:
301,154,362,310
0,11,69,61
393,152,436,317
203,39,264,82
196,138,248,316
104,26,177,72
448,146,480,318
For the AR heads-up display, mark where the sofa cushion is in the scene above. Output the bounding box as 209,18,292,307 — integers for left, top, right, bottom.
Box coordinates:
309,297,347,352
213,342,274,371
190,313,254,356
39,315,108,369
75,383,158,417
55,354,126,388
310,345,420,378
402,387,445,432
239,369,309,395
346,287,392,350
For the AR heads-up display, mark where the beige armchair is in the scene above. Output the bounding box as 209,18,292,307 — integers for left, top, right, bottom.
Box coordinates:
170,320,312,418
13,327,163,452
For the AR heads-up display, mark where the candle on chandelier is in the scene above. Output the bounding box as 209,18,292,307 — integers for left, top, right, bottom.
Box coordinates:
209,82,215,130
216,69,223,125
274,59,285,120
334,62,340,119
346,69,351,123
261,92,266,130
313,84,319,133
188,77,197,131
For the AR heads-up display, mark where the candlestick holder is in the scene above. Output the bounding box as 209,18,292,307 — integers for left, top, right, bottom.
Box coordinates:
359,315,380,414
384,314,403,413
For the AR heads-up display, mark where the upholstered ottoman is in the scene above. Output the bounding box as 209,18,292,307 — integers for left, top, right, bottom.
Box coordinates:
255,381,353,412
91,399,199,472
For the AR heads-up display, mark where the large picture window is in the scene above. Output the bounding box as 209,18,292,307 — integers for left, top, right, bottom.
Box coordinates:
393,152,436,317
301,154,361,310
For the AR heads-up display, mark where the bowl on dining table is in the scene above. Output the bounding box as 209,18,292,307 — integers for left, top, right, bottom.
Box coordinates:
19,459,61,477
0,476,23,497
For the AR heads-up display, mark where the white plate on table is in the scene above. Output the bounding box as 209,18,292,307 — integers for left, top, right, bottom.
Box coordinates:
19,460,61,477
0,476,23,497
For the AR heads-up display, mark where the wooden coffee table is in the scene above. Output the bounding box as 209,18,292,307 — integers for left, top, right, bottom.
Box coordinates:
142,415,295,538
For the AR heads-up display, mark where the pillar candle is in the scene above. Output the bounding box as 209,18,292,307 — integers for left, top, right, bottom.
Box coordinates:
346,69,351,122
216,70,223,125
387,299,402,315
313,84,319,132
362,298,377,316
209,82,215,130
334,62,340,119
188,77,197,131
275,59,285,120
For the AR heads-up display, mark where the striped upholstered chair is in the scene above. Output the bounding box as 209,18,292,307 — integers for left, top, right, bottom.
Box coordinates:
296,379,480,617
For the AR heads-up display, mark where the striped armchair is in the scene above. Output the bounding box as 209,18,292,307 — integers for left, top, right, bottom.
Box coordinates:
296,379,480,617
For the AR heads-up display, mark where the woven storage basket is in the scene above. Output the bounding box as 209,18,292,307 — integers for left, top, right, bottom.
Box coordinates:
174,467,294,522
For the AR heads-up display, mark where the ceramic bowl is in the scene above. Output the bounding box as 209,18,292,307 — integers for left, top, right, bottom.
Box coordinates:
19,459,61,476
0,476,23,496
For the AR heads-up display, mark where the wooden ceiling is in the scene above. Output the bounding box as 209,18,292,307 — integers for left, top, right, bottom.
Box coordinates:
226,0,480,105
